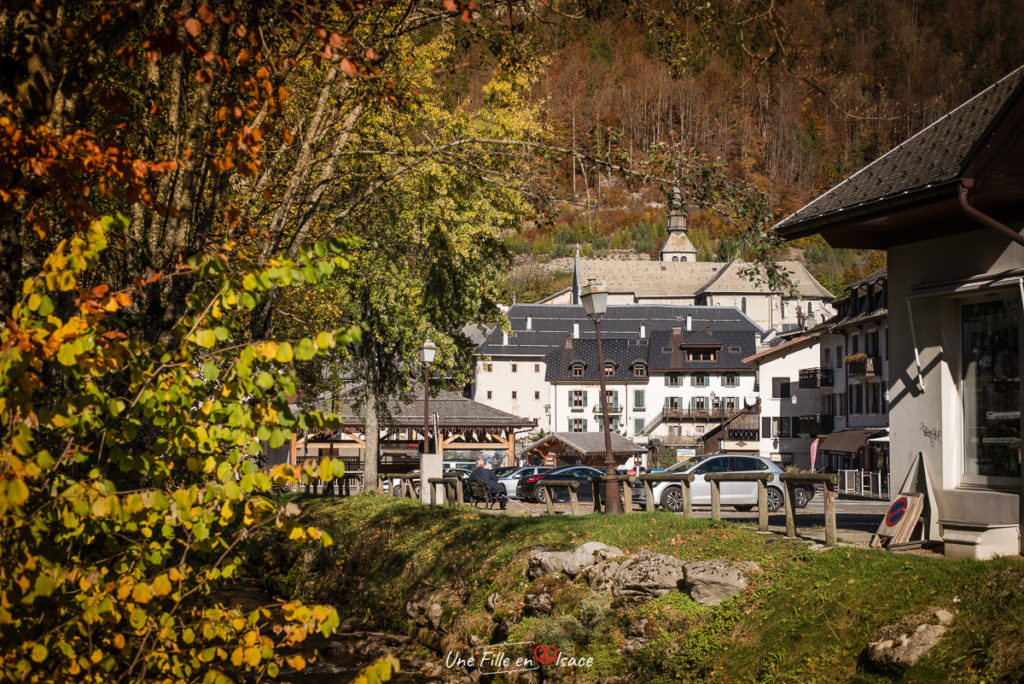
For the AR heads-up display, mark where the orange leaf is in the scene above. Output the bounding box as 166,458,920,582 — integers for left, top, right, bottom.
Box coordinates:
339,58,356,76
198,3,214,22
185,18,201,37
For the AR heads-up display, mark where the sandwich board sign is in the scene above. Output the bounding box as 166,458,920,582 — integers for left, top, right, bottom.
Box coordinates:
873,493,925,546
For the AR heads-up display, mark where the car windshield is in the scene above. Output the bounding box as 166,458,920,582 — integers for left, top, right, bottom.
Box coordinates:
666,457,707,472
493,467,516,477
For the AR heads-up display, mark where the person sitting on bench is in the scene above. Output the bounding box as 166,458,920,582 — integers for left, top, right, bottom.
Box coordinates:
468,458,507,510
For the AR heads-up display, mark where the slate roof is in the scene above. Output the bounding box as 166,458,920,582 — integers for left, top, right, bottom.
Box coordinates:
544,338,652,383
336,390,534,430
524,432,647,458
577,258,725,297
775,65,1024,234
478,303,763,357
741,335,817,366
696,260,835,299
647,328,758,372
661,231,698,255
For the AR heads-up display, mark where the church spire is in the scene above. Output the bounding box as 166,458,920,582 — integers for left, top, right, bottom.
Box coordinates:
660,186,698,262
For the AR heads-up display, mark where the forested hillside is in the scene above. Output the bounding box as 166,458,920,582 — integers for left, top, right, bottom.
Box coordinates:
493,0,1024,298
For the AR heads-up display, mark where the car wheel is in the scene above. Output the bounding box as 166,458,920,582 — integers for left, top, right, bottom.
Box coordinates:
734,504,754,512
794,487,811,508
766,486,783,513
660,486,685,513
535,487,547,504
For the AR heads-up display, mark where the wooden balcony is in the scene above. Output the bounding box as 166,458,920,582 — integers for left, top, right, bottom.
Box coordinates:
799,367,834,389
661,408,733,421
847,356,882,378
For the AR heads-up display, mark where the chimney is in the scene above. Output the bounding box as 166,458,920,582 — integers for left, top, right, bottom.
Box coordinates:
671,326,682,335
526,316,532,330
572,322,580,339
639,324,646,338
502,332,509,346
686,316,692,331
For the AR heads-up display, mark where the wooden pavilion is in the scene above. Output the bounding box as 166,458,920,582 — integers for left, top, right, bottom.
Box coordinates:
522,432,647,468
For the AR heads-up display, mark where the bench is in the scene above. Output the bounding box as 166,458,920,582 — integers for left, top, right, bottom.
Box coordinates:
467,480,504,509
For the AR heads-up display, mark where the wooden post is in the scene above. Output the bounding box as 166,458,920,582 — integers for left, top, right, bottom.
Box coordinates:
429,482,437,507
757,479,769,532
784,482,797,538
543,485,555,516
824,483,837,546
682,479,692,518
568,488,579,516
592,479,601,513
644,481,655,513
506,431,516,468
710,479,721,521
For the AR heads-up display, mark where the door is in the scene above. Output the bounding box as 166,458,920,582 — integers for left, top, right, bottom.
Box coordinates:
689,457,730,503
727,456,767,503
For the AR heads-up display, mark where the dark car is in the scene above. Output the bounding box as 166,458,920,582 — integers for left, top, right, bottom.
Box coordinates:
517,465,608,503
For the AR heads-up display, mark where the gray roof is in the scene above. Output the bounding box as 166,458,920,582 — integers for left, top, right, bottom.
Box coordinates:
696,260,835,299
525,432,647,457
337,390,534,430
775,65,1024,234
647,328,758,372
544,337,652,383
576,258,725,297
478,303,763,358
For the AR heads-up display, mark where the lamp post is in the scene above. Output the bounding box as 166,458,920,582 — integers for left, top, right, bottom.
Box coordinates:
580,278,623,514
419,338,436,455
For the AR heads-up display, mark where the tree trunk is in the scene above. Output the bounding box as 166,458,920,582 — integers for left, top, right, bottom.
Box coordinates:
362,384,380,492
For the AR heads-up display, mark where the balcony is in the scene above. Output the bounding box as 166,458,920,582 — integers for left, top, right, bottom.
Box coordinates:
799,367,834,389
661,408,733,421
797,414,833,436
592,404,623,415
847,355,882,378
662,434,700,446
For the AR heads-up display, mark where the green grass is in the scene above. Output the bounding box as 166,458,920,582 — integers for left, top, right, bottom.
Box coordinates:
246,493,1024,682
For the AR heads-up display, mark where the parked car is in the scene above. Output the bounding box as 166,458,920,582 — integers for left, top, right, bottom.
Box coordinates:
632,454,813,513
497,466,550,497
517,465,609,503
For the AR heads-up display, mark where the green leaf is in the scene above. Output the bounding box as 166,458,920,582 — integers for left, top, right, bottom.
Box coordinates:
203,361,219,381
275,342,293,363
295,338,315,360
217,461,233,484
195,329,216,348
193,521,210,541
256,372,274,389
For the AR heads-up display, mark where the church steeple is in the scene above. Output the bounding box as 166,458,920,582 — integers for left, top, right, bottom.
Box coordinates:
659,186,698,263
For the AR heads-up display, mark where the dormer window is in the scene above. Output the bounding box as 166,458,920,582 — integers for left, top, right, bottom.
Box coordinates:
604,362,615,377
571,363,585,378
632,363,647,377
685,348,717,361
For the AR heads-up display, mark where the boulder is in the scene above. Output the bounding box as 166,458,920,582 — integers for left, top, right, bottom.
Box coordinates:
582,560,621,593
527,542,624,579
683,560,758,606
865,624,948,673
485,592,501,613
523,592,553,616
612,551,687,597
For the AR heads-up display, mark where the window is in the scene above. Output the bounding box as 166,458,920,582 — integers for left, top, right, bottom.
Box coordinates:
850,336,859,354
774,417,792,438
511,363,518,373
571,363,584,377
836,346,843,368
666,374,680,387
824,348,832,368
686,348,717,361
866,330,880,356
633,389,645,410
722,372,738,387
771,377,791,399
483,362,493,372
512,391,517,399
632,363,647,377
570,390,587,410
534,363,540,373
604,363,615,377
723,397,738,411
853,384,863,414
486,391,492,400
962,297,1021,484
634,418,645,435
569,418,587,432
741,297,747,314
808,301,814,314
692,396,708,410
693,372,708,387
733,457,768,471
534,391,540,400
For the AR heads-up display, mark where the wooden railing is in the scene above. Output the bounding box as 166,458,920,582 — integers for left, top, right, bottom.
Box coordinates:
636,472,695,517
589,475,637,513
779,472,839,546
704,472,775,532
537,479,581,516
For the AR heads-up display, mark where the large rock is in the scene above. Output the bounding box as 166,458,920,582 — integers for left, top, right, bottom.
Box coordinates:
683,560,759,606
865,624,948,673
612,551,687,597
523,592,553,616
583,560,622,593
527,542,624,579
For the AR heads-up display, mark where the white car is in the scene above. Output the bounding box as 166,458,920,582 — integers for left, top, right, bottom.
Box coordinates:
498,466,551,498
631,453,814,513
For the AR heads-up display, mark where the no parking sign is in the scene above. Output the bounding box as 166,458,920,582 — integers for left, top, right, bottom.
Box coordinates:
874,492,924,545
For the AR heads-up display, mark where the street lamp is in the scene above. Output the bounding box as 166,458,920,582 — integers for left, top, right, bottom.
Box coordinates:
419,338,436,454
580,278,623,514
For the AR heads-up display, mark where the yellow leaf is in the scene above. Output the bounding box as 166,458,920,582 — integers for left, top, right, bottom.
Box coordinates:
132,583,153,604
113,634,125,649
152,575,172,597
261,341,277,360
31,644,47,662
286,654,306,670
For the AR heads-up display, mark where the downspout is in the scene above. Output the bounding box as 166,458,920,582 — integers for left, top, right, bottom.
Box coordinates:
957,179,1024,248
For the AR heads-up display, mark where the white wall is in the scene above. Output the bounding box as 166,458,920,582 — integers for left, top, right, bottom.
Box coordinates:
474,356,550,430
549,381,648,438
751,341,821,466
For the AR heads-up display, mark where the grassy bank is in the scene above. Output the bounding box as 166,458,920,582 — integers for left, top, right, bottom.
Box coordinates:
247,493,1024,682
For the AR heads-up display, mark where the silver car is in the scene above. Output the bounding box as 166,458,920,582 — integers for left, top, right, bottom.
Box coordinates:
632,453,813,513
498,466,550,498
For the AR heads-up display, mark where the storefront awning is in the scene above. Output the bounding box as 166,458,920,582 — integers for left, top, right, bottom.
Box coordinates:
820,429,882,454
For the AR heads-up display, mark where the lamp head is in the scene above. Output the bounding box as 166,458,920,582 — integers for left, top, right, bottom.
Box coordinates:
580,278,608,321
419,338,437,365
